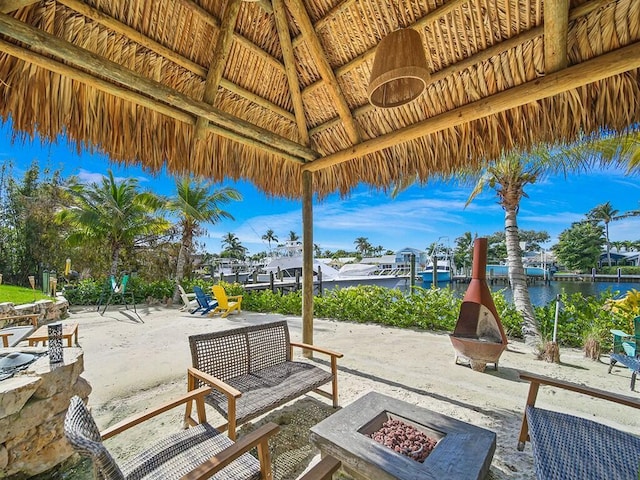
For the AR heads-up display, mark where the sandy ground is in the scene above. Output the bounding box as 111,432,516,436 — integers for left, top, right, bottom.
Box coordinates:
61,304,640,479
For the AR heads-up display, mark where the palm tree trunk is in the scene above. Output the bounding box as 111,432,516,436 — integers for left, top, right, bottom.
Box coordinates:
173,230,192,302
605,223,612,267
109,247,119,277
504,207,540,347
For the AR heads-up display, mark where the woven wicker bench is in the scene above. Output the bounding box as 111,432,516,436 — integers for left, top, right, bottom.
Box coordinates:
185,320,343,440
517,372,640,480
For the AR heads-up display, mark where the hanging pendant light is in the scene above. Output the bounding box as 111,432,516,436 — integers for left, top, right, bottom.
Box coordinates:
367,28,430,108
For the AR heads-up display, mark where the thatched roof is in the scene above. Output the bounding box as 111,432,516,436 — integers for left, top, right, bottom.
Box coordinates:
0,0,639,198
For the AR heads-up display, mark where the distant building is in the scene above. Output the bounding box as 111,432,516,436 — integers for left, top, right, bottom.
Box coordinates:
598,251,640,267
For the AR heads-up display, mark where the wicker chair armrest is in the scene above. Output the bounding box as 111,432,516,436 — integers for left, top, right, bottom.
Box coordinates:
290,342,344,359
179,422,280,480
188,367,243,399
519,372,640,409
101,386,212,440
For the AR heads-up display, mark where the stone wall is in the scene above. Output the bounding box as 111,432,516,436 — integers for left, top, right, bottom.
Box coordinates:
0,296,69,329
0,348,91,478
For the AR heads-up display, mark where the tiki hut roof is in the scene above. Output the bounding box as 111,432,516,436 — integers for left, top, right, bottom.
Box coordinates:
0,0,639,198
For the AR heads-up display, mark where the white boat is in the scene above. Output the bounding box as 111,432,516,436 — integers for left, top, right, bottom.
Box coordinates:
259,241,410,289
419,254,454,284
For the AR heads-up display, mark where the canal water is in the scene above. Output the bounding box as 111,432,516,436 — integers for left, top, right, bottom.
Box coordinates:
443,281,637,307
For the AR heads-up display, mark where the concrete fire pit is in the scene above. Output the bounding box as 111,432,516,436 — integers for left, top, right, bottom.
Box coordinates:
310,391,496,480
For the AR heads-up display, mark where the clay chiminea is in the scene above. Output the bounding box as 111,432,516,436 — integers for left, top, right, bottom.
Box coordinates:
450,238,508,372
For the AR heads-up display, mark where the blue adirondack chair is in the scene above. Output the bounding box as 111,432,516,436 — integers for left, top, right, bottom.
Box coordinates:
191,286,218,315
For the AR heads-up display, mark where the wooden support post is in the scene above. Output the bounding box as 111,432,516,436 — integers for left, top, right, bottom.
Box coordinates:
410,253,416,292
302,171,314,358
269,272,275,292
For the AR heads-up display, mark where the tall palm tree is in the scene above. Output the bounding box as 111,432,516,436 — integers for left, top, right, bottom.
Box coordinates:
262,229,278,252
456,146,588,347
587,202,619,267
58,170,169,276
166,177,241,299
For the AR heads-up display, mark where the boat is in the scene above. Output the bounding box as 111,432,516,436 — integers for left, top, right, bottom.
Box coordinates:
259,241,410,290
419,250,454,284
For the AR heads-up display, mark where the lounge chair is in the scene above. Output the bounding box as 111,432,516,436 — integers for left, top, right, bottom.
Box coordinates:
517,372,640,480
608,316,640,389
192,286,218,315
64,386,341,480
178,284,198,312
209,285,243,318
64,386,278,479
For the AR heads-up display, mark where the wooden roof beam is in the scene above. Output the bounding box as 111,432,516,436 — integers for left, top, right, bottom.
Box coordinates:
303,41,640,172
57,0,295,122
287,0,361,144
0,13,317,161
291,0,356,49
194,0,242,140
0,0,38,13
273,0,309,145
177,0,284,73
0,38,305,164
544,0,569,73
309,0,615,137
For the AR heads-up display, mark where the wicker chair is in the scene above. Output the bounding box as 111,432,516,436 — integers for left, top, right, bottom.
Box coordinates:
517,372,640,480
64,386,278,480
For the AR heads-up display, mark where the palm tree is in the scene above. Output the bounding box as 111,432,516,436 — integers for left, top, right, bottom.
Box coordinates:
221,232,246,260
262,229,278,252
459,147,586,347
288,231,300,242
58,170,169,276
354,237,372,256
454,232,476,276
166,177,241,300
587,202,619,267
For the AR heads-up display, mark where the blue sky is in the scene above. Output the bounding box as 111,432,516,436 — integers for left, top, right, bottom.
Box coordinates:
2,120,639,256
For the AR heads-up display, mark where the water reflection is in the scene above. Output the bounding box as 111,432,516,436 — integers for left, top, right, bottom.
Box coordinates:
443,281,636,307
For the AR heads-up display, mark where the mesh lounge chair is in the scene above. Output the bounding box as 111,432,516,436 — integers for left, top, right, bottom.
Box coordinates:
517,372,640,480
64,386,278,480
192,286,218,315
209,285,243,318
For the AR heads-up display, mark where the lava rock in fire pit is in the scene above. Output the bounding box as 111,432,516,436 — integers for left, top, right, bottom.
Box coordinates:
369,418,438,463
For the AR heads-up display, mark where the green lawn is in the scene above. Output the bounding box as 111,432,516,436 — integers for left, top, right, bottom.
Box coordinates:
0,284,51,305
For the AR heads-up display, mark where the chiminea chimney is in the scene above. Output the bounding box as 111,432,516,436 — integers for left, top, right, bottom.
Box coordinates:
450,238,508,371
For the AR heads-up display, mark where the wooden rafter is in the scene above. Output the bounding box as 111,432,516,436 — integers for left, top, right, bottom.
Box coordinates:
58,0,295,122
177,0,284,73
193,0,242,140
0,13,317,161
302,41,640,172
544,0,569,73
273,0,309,145
287,0,361,144
0,0,38,13
291,0,356,49
0,38,305,164
309,0,615,137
